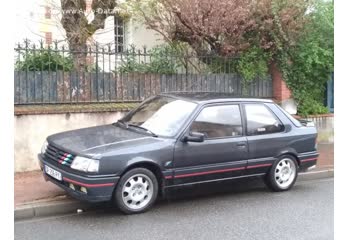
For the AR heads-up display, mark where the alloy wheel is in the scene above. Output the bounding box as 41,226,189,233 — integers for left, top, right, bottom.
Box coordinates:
122,174,154,210
274,158,297,189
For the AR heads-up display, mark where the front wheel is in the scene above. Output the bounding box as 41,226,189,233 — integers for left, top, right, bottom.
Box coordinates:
114,168,158,214
265,156,298,192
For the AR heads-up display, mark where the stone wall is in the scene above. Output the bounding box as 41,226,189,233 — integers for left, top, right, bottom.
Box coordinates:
15,111,125,172
307,115,334,144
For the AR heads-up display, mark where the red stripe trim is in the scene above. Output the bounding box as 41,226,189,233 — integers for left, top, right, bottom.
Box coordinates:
301,157,318,162
174,167,245,179
247,163,272,169
164,176,173,179
59,155,66,163
63,177,115,188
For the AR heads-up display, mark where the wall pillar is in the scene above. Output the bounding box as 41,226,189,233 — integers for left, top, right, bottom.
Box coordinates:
269,61,296,114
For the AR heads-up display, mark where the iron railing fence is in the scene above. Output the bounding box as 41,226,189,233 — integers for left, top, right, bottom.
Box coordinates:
14,40,272,104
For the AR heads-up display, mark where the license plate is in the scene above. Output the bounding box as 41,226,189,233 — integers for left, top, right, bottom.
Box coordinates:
45,165,62,181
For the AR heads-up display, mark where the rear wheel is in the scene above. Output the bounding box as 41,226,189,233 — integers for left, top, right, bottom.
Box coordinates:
265,156,298,192
115,168,158,214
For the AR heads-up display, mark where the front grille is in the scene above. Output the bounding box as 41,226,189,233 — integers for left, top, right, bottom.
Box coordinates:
44,144,75,167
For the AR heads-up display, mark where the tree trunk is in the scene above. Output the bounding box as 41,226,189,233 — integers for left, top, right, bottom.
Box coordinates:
67,37,88,73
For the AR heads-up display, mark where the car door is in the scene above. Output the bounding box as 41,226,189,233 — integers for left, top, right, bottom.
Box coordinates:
172,103,248,185
243,103,286,175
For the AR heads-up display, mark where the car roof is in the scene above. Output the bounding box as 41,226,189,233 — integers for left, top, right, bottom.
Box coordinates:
159,92,274,104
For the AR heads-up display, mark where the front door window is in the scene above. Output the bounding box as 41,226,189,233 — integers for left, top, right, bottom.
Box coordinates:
189,105,243,138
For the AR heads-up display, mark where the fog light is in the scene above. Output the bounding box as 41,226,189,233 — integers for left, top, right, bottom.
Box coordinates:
80,187,87,194
69,183,75,190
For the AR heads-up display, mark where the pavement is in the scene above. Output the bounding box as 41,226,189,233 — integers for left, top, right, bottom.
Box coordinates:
15,178,334,240
14,143,333,220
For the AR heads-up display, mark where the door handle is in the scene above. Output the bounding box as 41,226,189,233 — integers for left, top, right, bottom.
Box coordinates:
236,142,247,148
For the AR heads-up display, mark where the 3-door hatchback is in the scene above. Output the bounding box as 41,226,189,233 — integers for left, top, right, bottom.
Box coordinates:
39,93,319,214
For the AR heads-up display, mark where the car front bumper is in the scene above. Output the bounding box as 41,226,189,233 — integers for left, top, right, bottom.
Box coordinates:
38,154,119,203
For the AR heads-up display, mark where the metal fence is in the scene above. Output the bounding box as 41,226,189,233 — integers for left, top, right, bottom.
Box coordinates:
14,40,272,105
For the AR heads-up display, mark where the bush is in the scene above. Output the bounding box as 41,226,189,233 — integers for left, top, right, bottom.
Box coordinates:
15,50,74,71
296,97,329,117
278,0,333,116
236,47,269,82
118,44,183,74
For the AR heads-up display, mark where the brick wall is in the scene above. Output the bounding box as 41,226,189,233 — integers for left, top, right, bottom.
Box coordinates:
269,61,291,102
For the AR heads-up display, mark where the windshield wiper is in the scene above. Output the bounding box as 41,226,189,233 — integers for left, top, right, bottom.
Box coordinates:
114,121,158,137
113,120,128,128
127,124,158,137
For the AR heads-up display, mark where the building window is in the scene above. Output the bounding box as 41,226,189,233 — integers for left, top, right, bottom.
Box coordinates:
45,32,52,45
45,6,51,19
114,16,125,53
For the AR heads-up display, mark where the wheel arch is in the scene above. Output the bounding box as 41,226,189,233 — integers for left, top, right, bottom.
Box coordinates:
276,150,300,166
119,161,165,197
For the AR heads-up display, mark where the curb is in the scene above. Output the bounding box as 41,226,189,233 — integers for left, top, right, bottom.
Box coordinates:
299,169,334,181
15,168,334,221
15,199,89,221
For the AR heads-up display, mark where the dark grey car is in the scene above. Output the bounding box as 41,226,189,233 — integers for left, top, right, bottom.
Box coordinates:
38,93,318,214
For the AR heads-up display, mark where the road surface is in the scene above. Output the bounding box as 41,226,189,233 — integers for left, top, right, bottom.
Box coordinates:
15,177,334,240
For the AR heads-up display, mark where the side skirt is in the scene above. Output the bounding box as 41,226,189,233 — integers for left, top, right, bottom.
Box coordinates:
164,173,266,189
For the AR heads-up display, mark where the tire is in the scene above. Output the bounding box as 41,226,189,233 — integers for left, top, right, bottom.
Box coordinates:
114,168,158,214
265,155,298,192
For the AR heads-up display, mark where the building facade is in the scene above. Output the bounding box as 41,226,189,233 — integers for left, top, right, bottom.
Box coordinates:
15,0,164,50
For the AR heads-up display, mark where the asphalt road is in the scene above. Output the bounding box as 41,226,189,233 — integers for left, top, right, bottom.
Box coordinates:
15,177,334,240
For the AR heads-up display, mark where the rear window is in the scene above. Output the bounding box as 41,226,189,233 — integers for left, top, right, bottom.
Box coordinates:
274,104,302,127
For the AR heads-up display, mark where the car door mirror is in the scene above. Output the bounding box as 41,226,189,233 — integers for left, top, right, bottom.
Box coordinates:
183,132,205,143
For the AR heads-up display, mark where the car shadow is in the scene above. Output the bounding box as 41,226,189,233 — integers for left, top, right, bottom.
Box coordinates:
163,176,268,202
81,176,270,217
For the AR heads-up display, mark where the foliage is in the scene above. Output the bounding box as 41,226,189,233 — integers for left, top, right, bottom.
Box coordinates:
128,0,318,103
118,54,147,73
128,0,307,58
295,97,329,117
15,48,101,73
15,50,74,71
204,47,270,92
278,0,334,116
236,47,270,84
118,44,183,74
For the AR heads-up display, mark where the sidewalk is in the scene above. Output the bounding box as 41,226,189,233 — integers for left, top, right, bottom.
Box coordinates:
14,170,67,207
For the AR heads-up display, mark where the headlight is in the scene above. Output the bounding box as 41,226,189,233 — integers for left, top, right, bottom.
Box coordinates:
41,140,48,154
71,156,100,173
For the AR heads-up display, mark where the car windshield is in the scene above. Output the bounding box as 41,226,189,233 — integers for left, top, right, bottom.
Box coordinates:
120,96,198,137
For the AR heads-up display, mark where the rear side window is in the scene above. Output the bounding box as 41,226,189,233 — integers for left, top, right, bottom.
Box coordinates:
274,104,302,127
244,104,284,135
190,105,243,138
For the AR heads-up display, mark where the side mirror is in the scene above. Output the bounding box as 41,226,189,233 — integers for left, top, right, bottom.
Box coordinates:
183,132,205,143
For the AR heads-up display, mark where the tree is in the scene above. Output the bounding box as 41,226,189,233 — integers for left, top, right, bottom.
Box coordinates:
60,0,117,71
281,0,334,116
128,0,308,60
